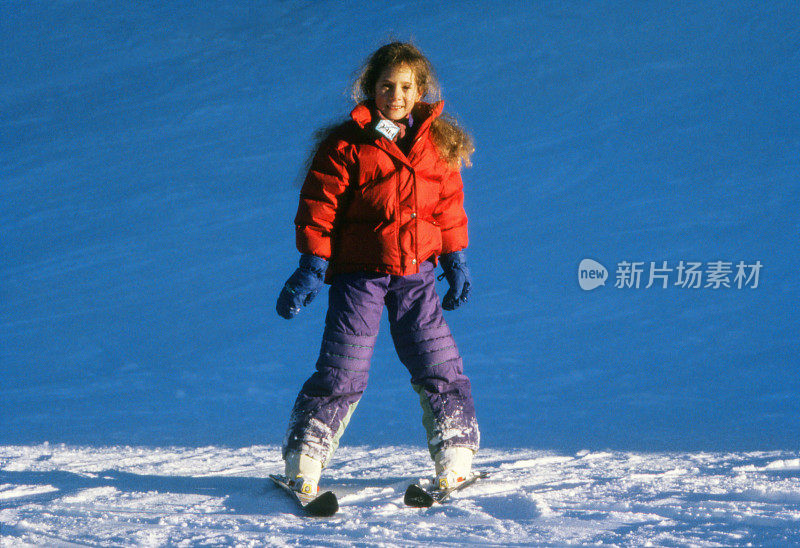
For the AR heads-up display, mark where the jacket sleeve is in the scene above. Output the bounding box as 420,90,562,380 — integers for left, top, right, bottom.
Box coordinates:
294,137,352,259
433,167,469,254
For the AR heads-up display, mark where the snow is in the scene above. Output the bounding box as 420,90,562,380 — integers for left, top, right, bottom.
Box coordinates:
1,444,800,546
2,0,800,545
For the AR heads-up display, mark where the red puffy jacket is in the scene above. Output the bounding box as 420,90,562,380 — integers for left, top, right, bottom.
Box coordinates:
294,101,469,278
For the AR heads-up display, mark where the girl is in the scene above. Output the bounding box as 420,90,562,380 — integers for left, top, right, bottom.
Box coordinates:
276,41,479,496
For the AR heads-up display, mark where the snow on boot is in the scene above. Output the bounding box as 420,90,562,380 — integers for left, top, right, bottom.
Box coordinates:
434,446,474,490
284,451,322,496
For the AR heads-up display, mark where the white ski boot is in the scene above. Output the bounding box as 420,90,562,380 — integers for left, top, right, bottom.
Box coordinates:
434,446,474,491
284,451,323,496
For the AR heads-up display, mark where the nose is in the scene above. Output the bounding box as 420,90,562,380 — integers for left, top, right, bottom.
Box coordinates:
392,86,403,101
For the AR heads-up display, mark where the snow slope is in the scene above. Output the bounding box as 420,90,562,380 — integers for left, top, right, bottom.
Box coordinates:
2,0,800,544
2,444,800,546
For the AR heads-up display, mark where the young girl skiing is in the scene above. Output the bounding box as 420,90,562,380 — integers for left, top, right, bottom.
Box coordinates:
276,41,479,496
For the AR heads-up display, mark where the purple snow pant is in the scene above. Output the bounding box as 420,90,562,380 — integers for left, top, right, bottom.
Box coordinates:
282,261,479,465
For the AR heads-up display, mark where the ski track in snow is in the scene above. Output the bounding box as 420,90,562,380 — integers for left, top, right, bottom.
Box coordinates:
1,445,799,546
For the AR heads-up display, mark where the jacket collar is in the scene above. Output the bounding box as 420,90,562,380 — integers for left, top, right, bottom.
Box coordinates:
350,101,443,167
350,100,444,135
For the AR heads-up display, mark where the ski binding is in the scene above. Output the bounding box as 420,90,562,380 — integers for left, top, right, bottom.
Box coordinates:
269,474,339,517
404,471,488,507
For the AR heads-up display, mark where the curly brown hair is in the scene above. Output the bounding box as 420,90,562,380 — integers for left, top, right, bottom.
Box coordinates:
353,42,474,170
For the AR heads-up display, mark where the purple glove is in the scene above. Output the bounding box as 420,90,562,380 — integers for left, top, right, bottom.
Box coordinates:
439,250,471,311
276,254,328,319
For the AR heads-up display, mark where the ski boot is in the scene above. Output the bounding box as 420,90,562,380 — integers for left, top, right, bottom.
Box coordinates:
434,446,474,491
284,451,322,496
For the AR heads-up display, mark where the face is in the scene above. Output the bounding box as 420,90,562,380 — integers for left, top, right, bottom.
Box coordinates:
374,64,422,121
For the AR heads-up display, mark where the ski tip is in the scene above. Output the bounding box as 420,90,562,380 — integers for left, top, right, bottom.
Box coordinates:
404,484,434,508
269,474,339,517
305,490,339,517
404,470,487,506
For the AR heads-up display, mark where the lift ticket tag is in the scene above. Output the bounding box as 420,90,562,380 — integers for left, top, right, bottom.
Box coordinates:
375,119,400,141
